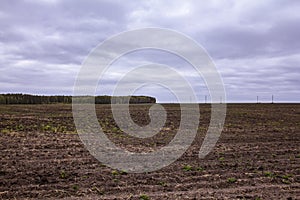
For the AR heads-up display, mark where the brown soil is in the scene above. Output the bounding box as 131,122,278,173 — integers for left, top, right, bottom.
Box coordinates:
0,104,299,199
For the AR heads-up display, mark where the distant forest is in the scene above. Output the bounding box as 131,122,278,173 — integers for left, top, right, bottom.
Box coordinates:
0,94,156,104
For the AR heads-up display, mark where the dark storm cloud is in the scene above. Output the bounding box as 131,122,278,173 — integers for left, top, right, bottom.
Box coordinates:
0,0,299,102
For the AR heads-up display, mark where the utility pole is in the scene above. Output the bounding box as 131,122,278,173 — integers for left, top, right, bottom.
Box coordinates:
220,96,222,104
272,95,274,104
205,95,207,104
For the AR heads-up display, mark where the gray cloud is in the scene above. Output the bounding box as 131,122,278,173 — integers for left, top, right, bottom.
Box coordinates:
0,0,299,102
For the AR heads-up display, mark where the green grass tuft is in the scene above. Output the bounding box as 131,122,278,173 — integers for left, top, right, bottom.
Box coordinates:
227,177,237,183
182,165,193,171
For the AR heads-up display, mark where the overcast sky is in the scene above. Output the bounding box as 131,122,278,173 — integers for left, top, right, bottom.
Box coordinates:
1,0,299,102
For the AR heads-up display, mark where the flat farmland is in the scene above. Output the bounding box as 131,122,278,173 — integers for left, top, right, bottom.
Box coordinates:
0,104,299,199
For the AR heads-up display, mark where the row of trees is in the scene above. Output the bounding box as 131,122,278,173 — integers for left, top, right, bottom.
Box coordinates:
0,94,156,104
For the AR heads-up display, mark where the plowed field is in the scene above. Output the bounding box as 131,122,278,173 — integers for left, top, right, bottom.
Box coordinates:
0,104,299,199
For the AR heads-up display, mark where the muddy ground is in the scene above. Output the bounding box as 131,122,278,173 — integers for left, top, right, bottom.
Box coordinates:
0,104,299,199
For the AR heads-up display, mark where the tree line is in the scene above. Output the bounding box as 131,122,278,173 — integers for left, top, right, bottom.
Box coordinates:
0,94,156,104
